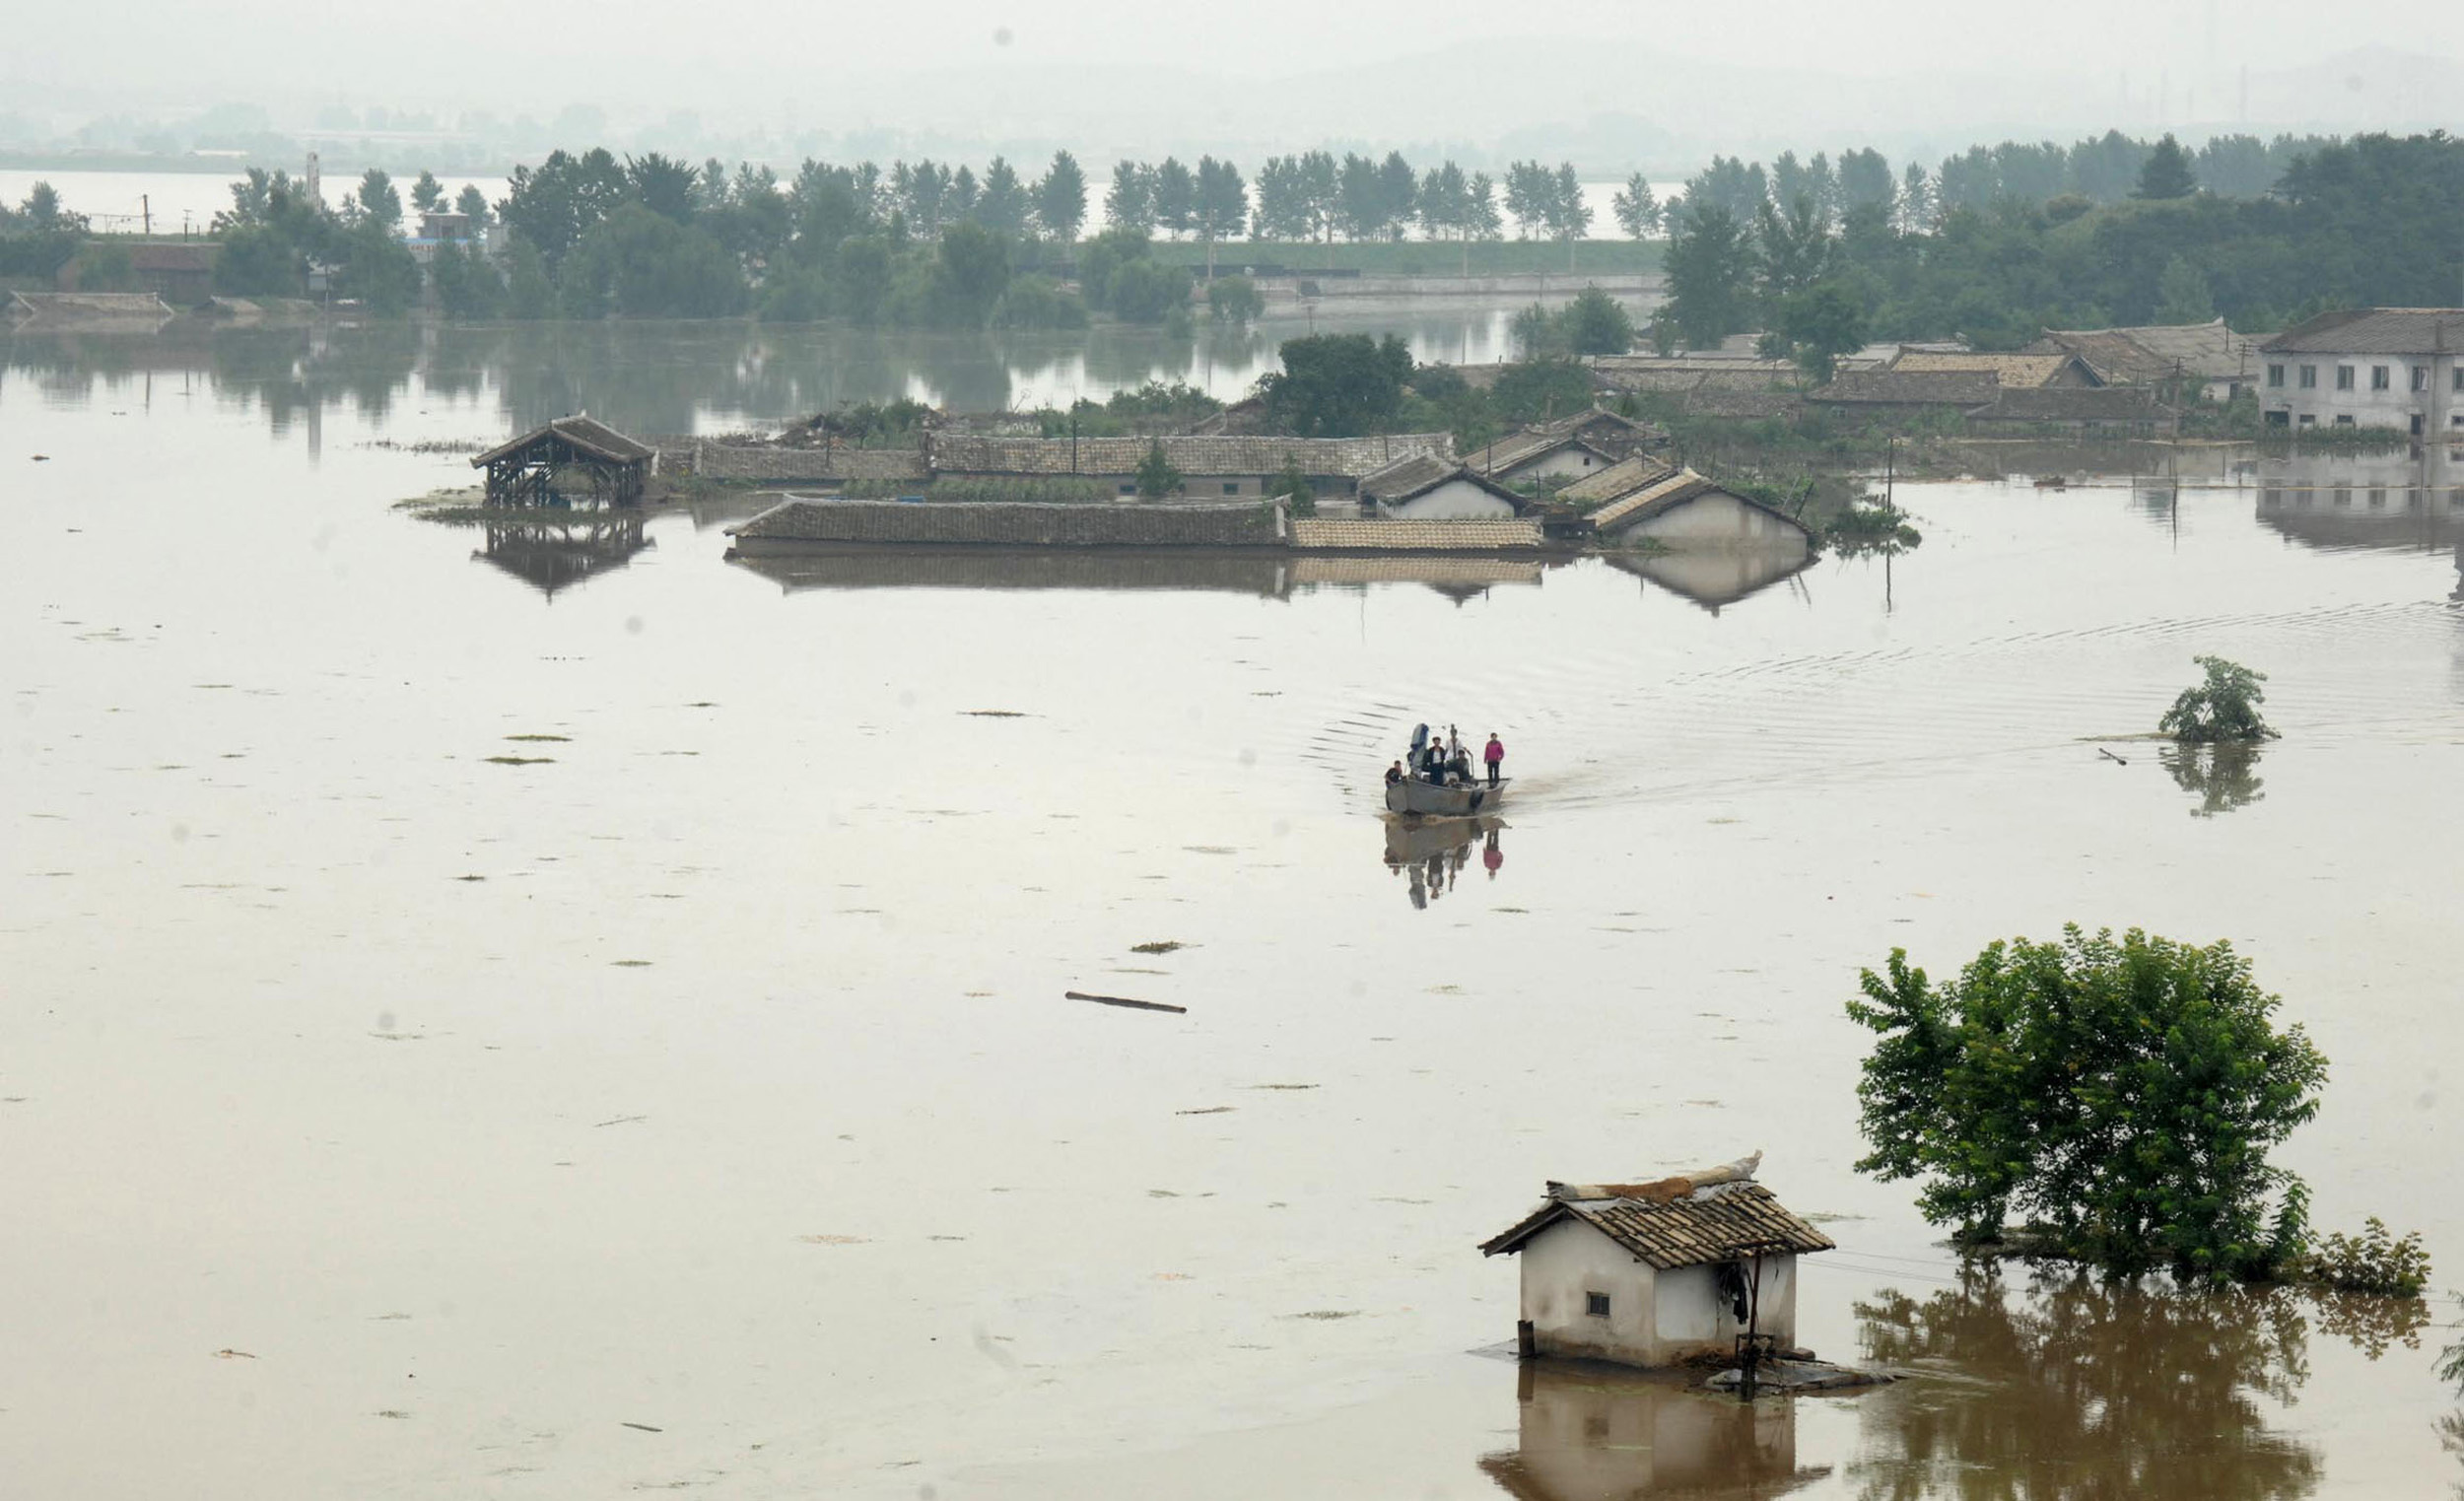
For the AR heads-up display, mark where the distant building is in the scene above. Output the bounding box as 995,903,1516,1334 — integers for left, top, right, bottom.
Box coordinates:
2029,319,2260,402
1567,462,1814,558
923,433,1454,502
1806,369,2003,412
1963,386,2178,434
2259,308,2464,436
1480,1154,1834,1370
1357,453,1529,519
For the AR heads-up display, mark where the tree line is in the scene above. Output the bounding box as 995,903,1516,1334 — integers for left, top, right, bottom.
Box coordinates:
1654,132,2464,373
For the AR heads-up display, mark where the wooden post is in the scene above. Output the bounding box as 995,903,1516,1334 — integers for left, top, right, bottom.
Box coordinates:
1516,1319,1537,1359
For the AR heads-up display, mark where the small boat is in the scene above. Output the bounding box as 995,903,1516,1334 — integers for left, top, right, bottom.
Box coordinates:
1384,720,1507,816
1387,777,1507,816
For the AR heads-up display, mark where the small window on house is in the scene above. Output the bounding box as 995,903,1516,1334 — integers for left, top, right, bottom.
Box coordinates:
2267,364,2286,388
1223,481,1240,495
2333,486,2353,508
2264,409,2290,428
2369,488,2387,510
2407,488,2426,512
2298,414,2316,427
1119,482,1136,495
2372,366,2391,390
2414,367,2430,392
2450,488,2464,510
2451,414,2464,429
2452,368,2464,393
2338,366,2356,390
2334,415,2355,427
2299,365,2317,388
1585,1291,1611,1318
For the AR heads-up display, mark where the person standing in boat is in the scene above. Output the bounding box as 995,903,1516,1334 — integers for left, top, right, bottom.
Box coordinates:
1483,732,1505,788
1420,738,1448,784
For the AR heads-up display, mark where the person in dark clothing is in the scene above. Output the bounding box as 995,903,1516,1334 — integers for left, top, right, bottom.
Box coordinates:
1483,732,1505,787
1385,761,1404,786
1421,741,1447,783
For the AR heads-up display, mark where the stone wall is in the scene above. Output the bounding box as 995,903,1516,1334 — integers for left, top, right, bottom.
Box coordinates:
730,498,1280,549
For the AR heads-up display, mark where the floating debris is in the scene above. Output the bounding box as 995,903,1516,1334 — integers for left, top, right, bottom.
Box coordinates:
211,1348,256,1360
962,710,1028,717
505,733,571,743
484,755,555,766
1066,989,1187,1014
621,1421,663,1433
1176,1106,1235,1116
797,1234,869,1246
1129,940,1187,954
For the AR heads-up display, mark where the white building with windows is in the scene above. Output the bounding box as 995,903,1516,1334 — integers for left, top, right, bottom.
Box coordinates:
2260,308,2464,435
1479,1154,1834,1370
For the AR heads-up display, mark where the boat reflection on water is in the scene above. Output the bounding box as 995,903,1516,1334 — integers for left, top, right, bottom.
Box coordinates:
1385,815,1504,909
1477,1358,1828,1500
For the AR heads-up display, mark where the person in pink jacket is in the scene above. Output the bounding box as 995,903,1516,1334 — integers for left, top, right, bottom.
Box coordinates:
1482,733,1505,787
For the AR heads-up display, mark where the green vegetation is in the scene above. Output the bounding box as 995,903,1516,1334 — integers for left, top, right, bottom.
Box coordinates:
1258,332,1413,437
0,182,93,282
1510,285,1636,358
1661,131,2464,354
1030,380,1223,437
2299,1220,2430,1297
1205,273,1263,324
208,167,420,313
1848,925,2335,1286
2159,655,2279,743
1134,441,1185,499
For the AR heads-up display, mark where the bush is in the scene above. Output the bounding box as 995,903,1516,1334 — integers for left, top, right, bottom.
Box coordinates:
1207,273,1264,323
1848,925,2330,1285
2299,1218,2430,1296
990,274,1088,329
2160,655,2279,742
1109,258,1193,323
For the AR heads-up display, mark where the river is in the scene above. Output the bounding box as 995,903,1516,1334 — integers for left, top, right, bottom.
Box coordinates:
5,318,2463,1499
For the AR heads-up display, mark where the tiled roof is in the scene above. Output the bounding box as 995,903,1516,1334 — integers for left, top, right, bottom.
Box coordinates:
2261,307,2464,356
1889,351,2093,387
472,416,657,468
1462,428,1587,477
1480,1181,1834,1268
1290,556,1546,587
1683,389,1806,419
1289,517,1544,551
8,291,172,319
1557,455,1677,509
1589,468,1719,530
1967,386,2176,424
2035,319,2259,382
1811,370,2001,406
925,433,1452,478
1358,451,1458,502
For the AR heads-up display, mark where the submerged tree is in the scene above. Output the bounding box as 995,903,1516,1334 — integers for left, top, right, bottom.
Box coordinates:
2160,655,2279,742
1133,440,1184,499
1848,925,2329,1284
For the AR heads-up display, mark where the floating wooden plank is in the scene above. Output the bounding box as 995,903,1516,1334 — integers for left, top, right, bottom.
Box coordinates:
1065,990,1187,1014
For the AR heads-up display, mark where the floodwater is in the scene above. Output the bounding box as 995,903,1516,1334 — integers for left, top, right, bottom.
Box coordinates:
7,324,2464,1501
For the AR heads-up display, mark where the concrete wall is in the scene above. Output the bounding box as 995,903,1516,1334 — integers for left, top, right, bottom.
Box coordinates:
1501,446,1614,484
1619,492,1812,555
1521,1220,1660,1365
2264,351,2462,433
1651,1259,1797,1363
1388,478,1519,519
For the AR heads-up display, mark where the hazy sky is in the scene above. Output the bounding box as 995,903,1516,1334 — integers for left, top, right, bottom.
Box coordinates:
9,0,2457,155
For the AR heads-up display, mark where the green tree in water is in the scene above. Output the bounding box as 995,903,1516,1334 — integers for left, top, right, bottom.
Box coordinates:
2160,655,2278,742
1847,925,2329,1285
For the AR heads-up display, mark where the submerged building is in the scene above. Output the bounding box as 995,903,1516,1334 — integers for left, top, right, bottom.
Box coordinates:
2260,308,2464,435
1480,1154,1833,1369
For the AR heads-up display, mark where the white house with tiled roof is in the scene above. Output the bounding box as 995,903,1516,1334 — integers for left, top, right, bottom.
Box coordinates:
2261,308,2464,435
1480,1153,1833,1369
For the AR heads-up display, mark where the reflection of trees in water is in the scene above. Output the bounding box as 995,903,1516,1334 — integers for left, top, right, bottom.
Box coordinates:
1853,1266,2352,1501
2158,741,2267,818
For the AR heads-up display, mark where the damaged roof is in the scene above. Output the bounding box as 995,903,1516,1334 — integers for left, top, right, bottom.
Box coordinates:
1481,1180,1834,1269
472,415,657,468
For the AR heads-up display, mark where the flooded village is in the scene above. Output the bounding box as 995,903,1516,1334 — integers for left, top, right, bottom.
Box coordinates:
10,25,2464,1501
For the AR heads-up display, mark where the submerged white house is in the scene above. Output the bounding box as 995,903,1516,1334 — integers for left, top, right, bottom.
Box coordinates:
1479,1153,1834,1369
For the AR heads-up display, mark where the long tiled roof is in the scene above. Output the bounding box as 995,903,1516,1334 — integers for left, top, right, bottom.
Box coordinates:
1462,428,1592,477
731,498,1276,547
925,433,1452,478
1967,386,2175,424
1481,1181,1834,1268
1589,468,1720,530
2035,320,2259,382
1811,370,2001,406
2262,307,2464,356
1357,451,1458,503
472,415,657,468
1289,517,1544,551
1889,351,2094,387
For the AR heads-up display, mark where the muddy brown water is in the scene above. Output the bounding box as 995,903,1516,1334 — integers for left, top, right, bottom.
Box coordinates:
6,328,2464,1498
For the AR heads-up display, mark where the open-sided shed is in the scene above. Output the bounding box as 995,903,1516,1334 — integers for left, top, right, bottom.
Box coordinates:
471,416,657,507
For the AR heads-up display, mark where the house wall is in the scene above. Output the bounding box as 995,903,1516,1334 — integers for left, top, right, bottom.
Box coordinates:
1387,478,1519,520
1500,446,1611,484
2263,351,2462,434
1650,1258,1798,1363
1520,1220,1661,1365
1615,493,1811,555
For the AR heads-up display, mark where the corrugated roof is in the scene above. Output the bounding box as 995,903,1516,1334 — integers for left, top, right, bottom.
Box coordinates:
1889,350,2095,387
1589,468,1718,530
2261,307,2464,356
1289,517,1544,551
471,416,657,468
926,433,1452,478
1482,1181,1834,1268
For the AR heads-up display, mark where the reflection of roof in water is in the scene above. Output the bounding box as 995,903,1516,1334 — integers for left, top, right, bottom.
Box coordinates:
1599,549,1814,613
2254,494,2464,555
473,517,651,598
726,545,1288,596
1290,555,1546,590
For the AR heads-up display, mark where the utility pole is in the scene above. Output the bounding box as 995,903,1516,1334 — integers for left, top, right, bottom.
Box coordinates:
141,194,150,237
